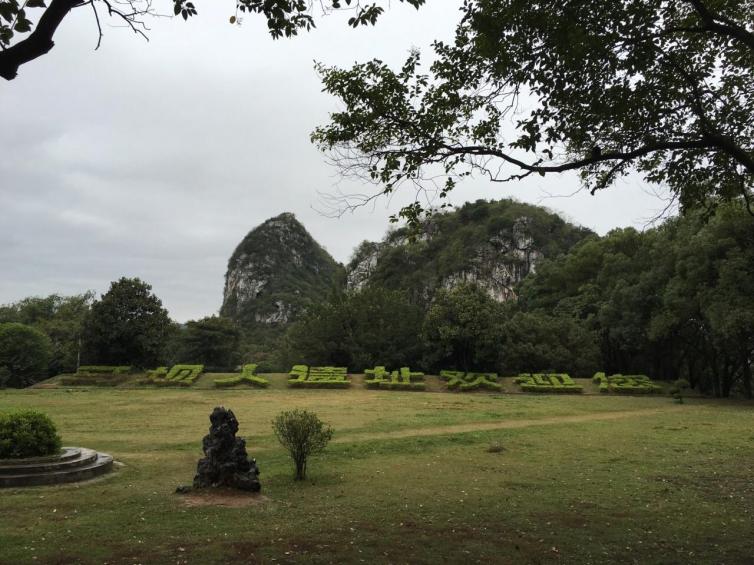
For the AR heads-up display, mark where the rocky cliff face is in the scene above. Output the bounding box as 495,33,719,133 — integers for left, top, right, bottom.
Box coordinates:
346,199,591,304
437,217,544,302
221,213,342,329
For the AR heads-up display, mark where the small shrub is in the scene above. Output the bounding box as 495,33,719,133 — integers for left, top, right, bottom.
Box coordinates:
670,378,690,404
0,410,62,459
272,409,333,481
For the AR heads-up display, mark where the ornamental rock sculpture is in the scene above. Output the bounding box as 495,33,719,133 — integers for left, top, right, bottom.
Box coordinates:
193,407,261,492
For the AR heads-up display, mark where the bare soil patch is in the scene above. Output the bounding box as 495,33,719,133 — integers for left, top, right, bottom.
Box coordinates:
336,407,672,443
179,489,270,508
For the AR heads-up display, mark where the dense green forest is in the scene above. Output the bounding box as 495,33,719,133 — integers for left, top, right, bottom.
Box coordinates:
348,199,592,302
1,200,751,397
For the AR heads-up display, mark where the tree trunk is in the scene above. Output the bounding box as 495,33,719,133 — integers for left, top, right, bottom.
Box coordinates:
741,350,752,400
721,356,732,397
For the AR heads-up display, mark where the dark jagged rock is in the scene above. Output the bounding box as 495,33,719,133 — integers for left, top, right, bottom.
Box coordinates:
193,407,261,492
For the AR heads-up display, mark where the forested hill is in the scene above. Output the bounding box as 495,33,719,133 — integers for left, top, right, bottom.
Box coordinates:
346,199,593,303
220,213,343,330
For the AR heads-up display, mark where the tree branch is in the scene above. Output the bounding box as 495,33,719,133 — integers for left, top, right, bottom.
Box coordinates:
433,139,719,176
685,0,754,53
0,0,82,80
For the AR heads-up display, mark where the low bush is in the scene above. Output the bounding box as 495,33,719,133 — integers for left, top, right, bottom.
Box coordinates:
58,376,127,387
272,409,333,481
670,378,690,403
76,365,132,376
0,410,62,459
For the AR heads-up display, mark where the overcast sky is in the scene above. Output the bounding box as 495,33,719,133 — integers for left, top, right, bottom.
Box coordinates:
0,1,676,322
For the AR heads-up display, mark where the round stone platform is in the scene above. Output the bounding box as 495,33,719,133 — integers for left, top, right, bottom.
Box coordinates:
0,447,114,488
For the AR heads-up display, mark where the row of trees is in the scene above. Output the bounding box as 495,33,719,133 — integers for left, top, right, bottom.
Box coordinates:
519,202,754,398
281,201,753,398
0,276,600,386
0,278,244,387
278,285,600,377
2,202,751,395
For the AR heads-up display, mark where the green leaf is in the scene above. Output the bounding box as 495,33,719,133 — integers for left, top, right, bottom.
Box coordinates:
14,15,31,33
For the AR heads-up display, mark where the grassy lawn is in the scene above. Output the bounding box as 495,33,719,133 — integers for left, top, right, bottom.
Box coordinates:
1,388,752,564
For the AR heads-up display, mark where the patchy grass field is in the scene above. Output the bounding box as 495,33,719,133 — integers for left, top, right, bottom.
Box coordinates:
1,389,752,564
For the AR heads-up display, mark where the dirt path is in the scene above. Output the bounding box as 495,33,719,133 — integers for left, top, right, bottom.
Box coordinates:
334,407,673,444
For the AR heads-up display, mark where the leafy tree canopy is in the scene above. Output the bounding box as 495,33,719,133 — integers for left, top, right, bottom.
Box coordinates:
501,311,599,377
280,287,424,370
313,0,754,224
0,293,93,375
0,0,425,80
178,315,242,368
421,283,503,371
0,322,52,388
519,201,754,397
81,277,172,368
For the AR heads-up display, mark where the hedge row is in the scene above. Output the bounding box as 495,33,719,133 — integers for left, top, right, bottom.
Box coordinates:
147,367,168,379
289,380,350,389
515,374,583,393
214,364,269,388
166,365,204,383
365,366,425,391
288,365,350,388
595,373,663,394
141,365,204,387
58,375,127,387
440,370,501,392
76,365,132,376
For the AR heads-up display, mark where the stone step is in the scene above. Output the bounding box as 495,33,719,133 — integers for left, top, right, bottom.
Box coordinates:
0,447,81,467
0,452,114,488
0,448,98,476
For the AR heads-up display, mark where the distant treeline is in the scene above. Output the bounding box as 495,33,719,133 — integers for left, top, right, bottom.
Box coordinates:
1,202,751,397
